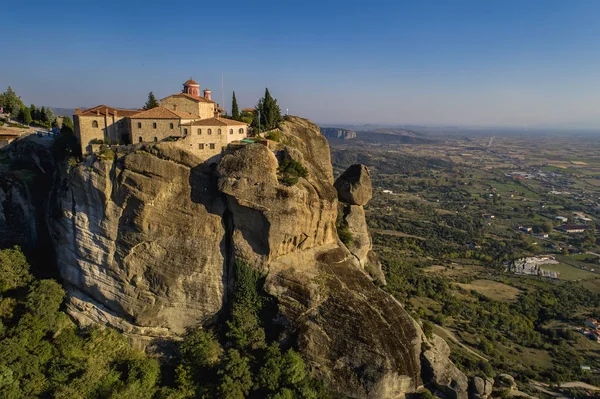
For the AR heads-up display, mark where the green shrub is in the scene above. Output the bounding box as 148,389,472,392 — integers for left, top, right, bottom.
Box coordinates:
265,130,281,142
90,138,104,144
278,158,308,186
337,224,353,245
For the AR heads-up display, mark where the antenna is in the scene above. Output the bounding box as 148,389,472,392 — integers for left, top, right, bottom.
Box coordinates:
286,108,289,116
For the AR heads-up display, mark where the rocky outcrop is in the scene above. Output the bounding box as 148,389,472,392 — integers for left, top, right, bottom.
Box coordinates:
422,334,469,399
0,139,56,266
335,164,385,283
49,144,227,338
334,163,372,206
42,116,467,398
320,127,357,140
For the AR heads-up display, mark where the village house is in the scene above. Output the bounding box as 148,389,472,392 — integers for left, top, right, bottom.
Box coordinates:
558,224,589,234
73,78,248,160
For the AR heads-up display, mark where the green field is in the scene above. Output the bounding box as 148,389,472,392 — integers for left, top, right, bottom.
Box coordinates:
541,263,598,281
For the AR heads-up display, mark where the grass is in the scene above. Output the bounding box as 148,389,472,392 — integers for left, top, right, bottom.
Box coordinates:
540,263,598,281
456,279,522,302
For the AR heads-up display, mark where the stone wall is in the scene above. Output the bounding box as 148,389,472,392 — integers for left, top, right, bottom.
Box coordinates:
75,114,130,154
161,96,215,119
174,123,248,160
130,118,194,143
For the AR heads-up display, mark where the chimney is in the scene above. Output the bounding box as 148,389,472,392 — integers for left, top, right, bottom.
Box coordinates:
96,109,100,115
173,104,178,111
204,89,211,101
75,108,82,114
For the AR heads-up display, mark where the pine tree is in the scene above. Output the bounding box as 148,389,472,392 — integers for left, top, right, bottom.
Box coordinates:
40,106,47,122
30,104,37,120
253,88,282,132
231,91,240,120
23,107,32,125
0,86,25,116
144,92,159,110
61,116,74,134
44,108,55,124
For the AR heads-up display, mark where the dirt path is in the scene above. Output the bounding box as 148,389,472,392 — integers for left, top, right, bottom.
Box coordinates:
432,325,488,362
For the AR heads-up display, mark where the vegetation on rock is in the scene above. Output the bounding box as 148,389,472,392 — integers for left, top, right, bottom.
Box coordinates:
277,158,308,186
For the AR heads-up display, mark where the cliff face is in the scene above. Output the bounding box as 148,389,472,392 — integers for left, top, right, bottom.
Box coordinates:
50,145,227,339
45,116,465,398
320,127,357,140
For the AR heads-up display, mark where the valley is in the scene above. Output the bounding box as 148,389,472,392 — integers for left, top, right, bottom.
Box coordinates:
330,130,600,398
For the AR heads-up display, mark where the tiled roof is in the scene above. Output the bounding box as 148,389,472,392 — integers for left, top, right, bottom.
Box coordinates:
130,106,198,119
77,105,140,117
180,117,248,127
161,92,215,104
184,78,198,85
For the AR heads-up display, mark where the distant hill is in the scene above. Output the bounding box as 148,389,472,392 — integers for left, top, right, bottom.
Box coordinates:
320,127,357,140
50,107,77,117
355,128,435,144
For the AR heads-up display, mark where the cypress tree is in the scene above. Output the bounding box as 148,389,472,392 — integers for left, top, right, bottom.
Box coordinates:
30,104,37,120
23,107,32,125
40,106,47,122
144,92,159,110
231,91,240,120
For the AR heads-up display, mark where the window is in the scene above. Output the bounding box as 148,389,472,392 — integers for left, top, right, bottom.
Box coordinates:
229,129,233,135
197,128,202,135
137,122,142,128
170,123,174,129
199,143,204,150
138,137,142,143
239,128,244,134
183,128,188,135
92,120,98,128
152,122,157,129
154,137,158,142
208,129,212,135
217,129,222,135
209,143,215,149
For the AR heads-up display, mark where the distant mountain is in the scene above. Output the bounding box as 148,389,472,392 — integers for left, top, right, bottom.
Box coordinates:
355,128,435,144
320,127,357,140
51,107,77,117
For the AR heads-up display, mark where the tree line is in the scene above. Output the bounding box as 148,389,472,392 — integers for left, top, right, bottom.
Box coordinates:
0,86,56,128
0,246,327,398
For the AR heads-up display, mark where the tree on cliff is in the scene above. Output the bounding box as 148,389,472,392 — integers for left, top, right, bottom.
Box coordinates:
0,86,25,116
253,88,281,132
144,92,159,110
231,91,240,120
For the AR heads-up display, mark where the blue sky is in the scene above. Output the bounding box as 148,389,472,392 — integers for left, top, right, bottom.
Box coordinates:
2,0,600,127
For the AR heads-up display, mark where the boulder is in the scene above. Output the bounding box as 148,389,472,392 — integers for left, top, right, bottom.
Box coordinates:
334,164,373,206
471,376,494,399
422,334,469,399
494,374,516,390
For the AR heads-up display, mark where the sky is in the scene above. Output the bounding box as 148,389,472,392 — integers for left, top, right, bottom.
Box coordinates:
2,0,600,127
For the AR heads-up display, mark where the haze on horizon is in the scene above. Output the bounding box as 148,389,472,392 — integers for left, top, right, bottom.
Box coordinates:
2,0,600,128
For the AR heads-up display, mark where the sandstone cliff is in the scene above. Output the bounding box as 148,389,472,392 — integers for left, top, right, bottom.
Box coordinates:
42,116,467,398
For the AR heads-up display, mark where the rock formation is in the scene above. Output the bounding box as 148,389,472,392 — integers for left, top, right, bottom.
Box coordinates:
49,145,227,339
320,127,357,140
421,334,469,399
470,376,494,399
334,163,373,206
38,116,469,398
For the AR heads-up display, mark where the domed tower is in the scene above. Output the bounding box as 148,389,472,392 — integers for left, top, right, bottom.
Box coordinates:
182,78,200,97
